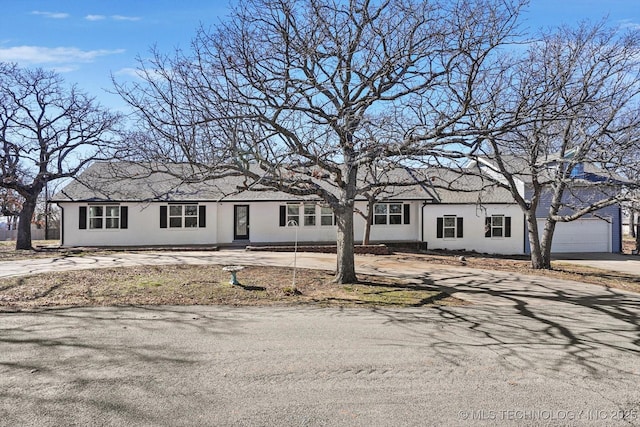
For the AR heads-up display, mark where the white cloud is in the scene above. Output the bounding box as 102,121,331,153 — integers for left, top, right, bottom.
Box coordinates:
114,67,142,78
112,15,141,22
51,66,78,73
31,10,69,19
619,20,640,31
114,67,168,82
0,46,125,65
85,14,106,21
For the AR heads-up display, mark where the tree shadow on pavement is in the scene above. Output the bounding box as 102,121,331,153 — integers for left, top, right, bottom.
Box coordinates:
0,305,251,426
373,268,640,378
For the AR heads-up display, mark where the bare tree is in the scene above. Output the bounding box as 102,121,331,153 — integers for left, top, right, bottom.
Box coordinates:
0,63,122,249
465,22,640,268
0,188,21,230
116,0,524,283
616,138,640,250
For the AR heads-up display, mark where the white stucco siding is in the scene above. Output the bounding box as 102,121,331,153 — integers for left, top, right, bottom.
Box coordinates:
216,201,420,244
423,204,525,255
60,202,218,247
353,201,419,243
216,202,336,244
60,200,422,247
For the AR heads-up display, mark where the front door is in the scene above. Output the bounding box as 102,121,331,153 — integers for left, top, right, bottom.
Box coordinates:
234,205,250,240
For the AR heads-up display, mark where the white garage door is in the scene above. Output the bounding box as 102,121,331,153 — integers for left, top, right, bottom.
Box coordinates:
538,219,610,253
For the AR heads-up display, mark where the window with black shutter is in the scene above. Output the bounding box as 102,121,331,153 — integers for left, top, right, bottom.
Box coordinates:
485,215,511,238
79,206,87,229
437,215,463,239
160,204,205,228
373,203,411,225
80,205,127,230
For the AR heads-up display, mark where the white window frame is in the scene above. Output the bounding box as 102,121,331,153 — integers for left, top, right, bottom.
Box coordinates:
490,215,504,238
169,204,199,228
89,205,120,229
89,206,104,229
303,204,316,226
320,206,334,226
443,215,457,239
287,204,300,226
373,203,405,225
105,205,120,229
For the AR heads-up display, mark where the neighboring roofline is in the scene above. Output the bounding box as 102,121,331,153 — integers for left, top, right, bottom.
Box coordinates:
475,155,630,186
473,157,526,184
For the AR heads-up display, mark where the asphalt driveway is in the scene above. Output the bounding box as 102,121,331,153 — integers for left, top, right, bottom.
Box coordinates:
554,252,640,276
1,250,640,425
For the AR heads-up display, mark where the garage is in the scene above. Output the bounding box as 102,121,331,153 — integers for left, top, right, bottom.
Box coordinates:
539,218,611,253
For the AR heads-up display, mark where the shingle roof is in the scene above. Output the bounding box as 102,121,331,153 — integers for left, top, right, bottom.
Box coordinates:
427,169,516,204
53,162,457,203
52,162,232,202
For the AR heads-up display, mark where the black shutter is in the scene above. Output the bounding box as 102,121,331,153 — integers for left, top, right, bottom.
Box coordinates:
279,205,286,226
457,217,464,238
505,216,511,237
79,206,87,229
436,217,443,238
160,206,167,228
403,204,410,224
199,205,206,228
485,217,491,238
120,206,128,229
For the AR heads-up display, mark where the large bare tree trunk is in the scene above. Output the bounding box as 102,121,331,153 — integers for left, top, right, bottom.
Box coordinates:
526,212,552,269
630,211,636,238
362,197,374,246
16,197,35,250
335,204,357,283
539,219,557,270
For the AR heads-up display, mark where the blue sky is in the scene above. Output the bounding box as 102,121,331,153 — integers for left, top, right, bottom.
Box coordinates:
1,0,638,112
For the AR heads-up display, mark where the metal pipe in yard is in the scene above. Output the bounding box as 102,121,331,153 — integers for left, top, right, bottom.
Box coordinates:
287,219,299,287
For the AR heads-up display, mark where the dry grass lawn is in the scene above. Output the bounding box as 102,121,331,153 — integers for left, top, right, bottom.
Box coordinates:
1,239,638,311
0,264,461,311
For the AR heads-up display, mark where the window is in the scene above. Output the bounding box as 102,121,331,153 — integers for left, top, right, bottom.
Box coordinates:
80,205,128,230
373,203,410,225
485,215,511,238
443,216,456,238
89,206,103,229
279,204,303,226
287,204,300,226
320,206,334,226
374,204,387,224
437,216,463,238
389,204,403,224
105,206,120,229
303,204,316,226
160,204,205,229
170,205,198,228
280,204,335,227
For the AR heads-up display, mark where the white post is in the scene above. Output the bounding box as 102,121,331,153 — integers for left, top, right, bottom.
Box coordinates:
286,219,299,288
